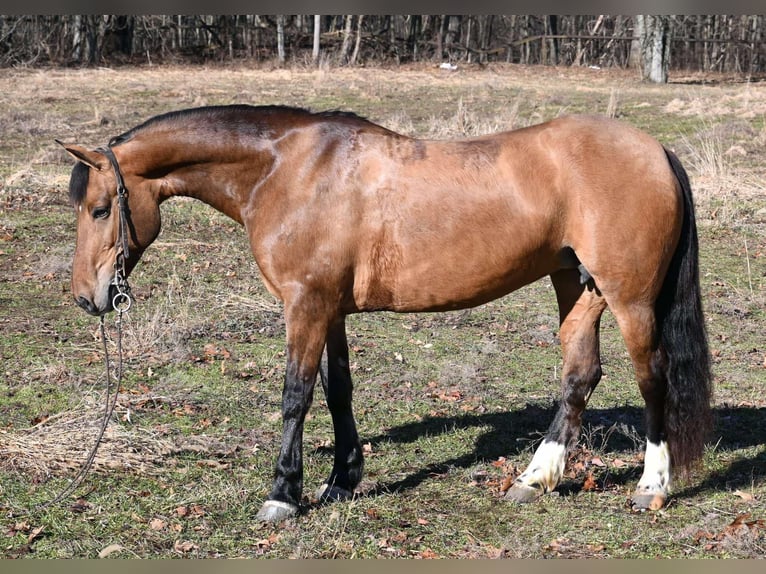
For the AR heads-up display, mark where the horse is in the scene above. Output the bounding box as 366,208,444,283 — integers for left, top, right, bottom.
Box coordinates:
59,104,712,523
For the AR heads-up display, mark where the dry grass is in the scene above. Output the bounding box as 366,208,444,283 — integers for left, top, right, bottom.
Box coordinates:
0,407,173,480
678,120,766,225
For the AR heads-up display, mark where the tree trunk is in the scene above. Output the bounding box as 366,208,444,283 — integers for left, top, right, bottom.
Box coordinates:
340,15,353,64
408,15,421,61
350,15,364,65
445,15,460,59
464,16,472,63
276,15,286,65
547,15,559,65
434,15,444,61
72,14,82,62
312,14,320,64
85,15,106,66
637,15,670,83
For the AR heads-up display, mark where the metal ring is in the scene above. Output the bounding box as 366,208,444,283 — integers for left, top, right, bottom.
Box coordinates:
112,292,132,313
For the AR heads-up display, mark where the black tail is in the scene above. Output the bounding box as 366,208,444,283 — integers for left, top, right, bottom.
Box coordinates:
658,148,713,474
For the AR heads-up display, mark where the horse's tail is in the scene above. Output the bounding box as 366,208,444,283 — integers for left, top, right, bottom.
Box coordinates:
657,147,713,474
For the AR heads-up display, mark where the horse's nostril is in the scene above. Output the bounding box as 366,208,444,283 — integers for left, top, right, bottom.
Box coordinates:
75,295,97,315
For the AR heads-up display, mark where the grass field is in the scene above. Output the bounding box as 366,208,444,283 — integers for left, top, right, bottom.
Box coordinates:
0,63,764,558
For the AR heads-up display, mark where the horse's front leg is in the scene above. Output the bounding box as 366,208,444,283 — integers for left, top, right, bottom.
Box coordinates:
316,316,363,502
255,300,330,523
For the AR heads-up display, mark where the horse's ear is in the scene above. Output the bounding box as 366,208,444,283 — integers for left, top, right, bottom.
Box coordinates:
55,140,110,171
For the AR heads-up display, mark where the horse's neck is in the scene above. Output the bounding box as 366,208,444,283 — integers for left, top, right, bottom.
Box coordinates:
134,135,268,225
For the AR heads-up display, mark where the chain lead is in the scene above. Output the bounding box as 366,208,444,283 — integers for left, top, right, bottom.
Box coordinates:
32,313,125,510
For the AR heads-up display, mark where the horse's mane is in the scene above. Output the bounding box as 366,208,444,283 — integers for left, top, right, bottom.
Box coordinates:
108,105,372,147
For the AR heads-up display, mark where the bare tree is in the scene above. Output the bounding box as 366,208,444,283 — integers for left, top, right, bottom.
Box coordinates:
339,15,353,64
350,15,364,65
276,14,285,65
636,15,670,83
312,14,320,64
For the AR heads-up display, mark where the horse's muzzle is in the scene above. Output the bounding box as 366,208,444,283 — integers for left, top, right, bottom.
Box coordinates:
74,287,116,316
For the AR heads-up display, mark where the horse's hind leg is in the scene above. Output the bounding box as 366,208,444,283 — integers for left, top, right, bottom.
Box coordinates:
506,269,606,502
315,316,364,502
608,303,670,510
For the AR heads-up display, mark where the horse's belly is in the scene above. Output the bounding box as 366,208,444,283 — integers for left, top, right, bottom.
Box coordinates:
353,248,557,313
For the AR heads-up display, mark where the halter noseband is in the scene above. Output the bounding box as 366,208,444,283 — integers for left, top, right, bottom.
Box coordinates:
97,145,133,313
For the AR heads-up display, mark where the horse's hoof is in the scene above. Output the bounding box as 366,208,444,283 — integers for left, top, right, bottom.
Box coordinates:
504,483,542,503
255,500,299,523
630,491,666,511
315,483,353,502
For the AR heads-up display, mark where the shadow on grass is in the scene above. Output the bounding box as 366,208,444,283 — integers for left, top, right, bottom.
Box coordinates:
354,404,766,498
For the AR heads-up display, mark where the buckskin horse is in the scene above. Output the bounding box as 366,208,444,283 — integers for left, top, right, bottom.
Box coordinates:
59,105,712,522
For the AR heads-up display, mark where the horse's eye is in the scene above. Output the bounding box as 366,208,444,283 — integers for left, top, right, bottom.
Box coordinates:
92,206,111,220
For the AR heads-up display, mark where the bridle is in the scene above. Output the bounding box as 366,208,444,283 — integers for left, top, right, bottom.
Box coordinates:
98,145,133,314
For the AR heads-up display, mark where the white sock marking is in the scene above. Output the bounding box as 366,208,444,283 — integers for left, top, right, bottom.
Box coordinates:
636,439,670,493
516,439,566,493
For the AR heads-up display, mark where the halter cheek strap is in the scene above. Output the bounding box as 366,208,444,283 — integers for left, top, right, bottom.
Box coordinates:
97,145,133,313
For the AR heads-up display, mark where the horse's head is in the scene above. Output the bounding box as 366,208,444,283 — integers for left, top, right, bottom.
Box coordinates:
58,141,161,315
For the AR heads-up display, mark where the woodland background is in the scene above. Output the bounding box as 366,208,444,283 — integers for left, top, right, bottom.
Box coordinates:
1,15,765,81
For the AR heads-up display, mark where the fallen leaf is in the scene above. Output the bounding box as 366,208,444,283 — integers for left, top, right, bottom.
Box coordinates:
13,521,31,533
693,529,715,544
437,390,462,402
611,458,626,468
392,531,408,543
195,459,230,469
189,504,206,518
547,537,570,553
417,518,429,525
582,472,598,492
499,475,514,493
27,526,44,544
149,518,166,531
70,498,91,513
733,489,755,502
724,512,765,537
173,540,199,553
590,457,606,467
98,544,125,558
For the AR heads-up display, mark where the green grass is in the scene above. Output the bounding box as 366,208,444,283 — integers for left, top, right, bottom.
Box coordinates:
1,63,765,558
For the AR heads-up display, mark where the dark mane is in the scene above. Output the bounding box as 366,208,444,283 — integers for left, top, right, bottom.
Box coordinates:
108,105,373,147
